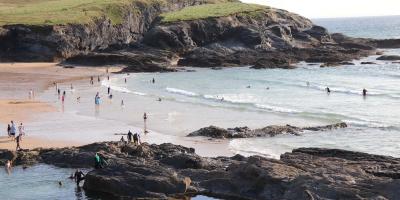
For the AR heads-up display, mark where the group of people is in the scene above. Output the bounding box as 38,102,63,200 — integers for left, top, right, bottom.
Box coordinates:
120,130,141,145
7,120,25,150
325,86,368,96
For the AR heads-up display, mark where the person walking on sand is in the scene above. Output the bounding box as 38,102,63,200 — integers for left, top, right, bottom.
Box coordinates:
107,86,111,95
58,89,61,96
7,124,11,137
10,121,16,140
124,78,127,83
97,76,100,82
61,95,65,103
152,78,155,84
143,112,148,134
121,100,124,107
90,76,94,85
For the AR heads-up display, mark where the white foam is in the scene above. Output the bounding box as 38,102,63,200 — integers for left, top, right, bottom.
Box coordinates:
166,87,198,97
255,104,300,114
101,79,146,96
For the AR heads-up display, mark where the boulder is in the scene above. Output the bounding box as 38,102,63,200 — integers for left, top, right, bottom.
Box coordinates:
377,55,400,61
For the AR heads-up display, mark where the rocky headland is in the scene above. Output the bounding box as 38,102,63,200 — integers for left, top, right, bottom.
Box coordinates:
1,141,400,199
1,0,399,71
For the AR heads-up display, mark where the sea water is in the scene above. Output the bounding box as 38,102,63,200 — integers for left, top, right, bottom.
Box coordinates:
106,49,400,158
0,165,220,200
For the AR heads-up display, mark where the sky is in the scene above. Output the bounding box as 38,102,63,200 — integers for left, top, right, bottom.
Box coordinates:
241,0,400,19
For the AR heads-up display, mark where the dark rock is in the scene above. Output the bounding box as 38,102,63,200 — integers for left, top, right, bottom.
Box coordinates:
187,122,347,139
377,55,400,61
4,140,400,199
361,61,376,65
0,149,17,165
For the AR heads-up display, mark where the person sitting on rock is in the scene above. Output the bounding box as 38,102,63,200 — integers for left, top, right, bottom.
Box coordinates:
94,153,101,169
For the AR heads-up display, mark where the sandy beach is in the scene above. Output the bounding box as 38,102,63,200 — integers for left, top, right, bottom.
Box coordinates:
0,62,233,157
0,63,111,151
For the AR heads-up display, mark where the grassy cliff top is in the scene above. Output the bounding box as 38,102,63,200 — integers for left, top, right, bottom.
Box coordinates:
160,2,267,23
0,0,141,25
0,0,238,26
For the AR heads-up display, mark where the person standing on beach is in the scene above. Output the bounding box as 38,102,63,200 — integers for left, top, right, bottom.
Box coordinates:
124,78,127,83
152,78,155,84
121,100,124,107
10,121,16,140
90,76,94,85
62,95,65,103
18,123,25,141
97,76,100,82
7,124,11,137
107,86,111,95
58,89,61,96
143,112,148,134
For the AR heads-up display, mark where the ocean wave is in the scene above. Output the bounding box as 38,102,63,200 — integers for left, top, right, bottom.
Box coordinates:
343,119,399,130
255,104,300,114
101,80,147,96
166,87,198,97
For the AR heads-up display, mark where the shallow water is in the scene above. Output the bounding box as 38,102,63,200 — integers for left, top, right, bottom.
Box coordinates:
99,49,400,158
0,164,220,200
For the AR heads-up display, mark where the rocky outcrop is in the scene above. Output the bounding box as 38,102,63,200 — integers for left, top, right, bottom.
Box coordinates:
0,0,213,62
187,122,347,139
3,141,400,199
1,1,399,70
377,55,400,61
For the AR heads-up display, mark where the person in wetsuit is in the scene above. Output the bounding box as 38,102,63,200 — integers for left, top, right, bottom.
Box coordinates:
74,170,85,186
326,87,331,93
362,88,367,96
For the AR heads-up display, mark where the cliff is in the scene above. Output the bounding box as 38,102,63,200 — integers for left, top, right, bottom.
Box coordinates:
0,0,399,70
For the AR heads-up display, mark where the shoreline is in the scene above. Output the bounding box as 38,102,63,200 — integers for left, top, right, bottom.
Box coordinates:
0,63,115,151
0,62,234,157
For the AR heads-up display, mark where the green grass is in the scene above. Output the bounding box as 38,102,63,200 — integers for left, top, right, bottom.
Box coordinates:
0,0,162,25
0,0,238,26
160,2,267,23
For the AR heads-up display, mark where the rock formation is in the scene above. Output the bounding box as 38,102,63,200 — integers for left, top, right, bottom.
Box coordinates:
1,141,400,199
187,122,347,139
1,1,399,71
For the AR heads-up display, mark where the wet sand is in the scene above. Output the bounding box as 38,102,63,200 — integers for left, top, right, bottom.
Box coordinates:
0,63,111,150
0,63,233,157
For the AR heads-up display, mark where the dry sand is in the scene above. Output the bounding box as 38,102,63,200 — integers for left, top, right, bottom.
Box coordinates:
0,62,116,150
